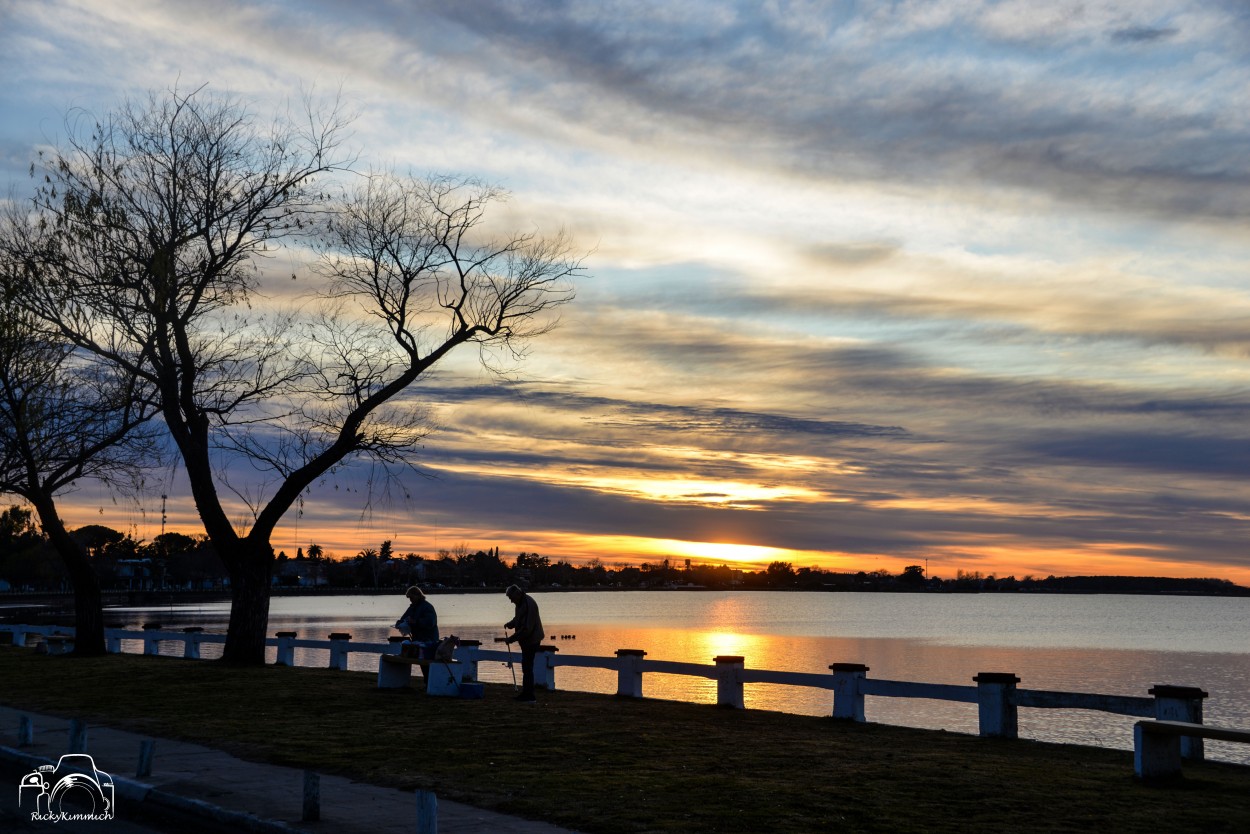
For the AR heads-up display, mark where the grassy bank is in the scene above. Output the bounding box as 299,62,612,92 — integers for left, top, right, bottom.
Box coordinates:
1,648,1247,833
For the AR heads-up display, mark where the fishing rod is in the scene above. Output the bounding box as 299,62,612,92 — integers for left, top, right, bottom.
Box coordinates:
495,628,518,691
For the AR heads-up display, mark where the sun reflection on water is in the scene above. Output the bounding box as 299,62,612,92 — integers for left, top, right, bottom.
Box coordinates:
692,629,765,661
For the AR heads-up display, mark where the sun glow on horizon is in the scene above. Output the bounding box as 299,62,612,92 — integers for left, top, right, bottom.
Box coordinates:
641,538,804,568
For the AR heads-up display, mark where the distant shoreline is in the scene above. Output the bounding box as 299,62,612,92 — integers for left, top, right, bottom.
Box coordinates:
2,577,1248,621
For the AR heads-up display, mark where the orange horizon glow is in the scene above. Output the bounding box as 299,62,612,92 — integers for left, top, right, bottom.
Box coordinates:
33,499,1250,587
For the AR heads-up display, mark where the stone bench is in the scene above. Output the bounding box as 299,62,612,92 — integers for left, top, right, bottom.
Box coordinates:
45,634,74,655
377,653,465,696
1134,720,1250,780
34,634,74,655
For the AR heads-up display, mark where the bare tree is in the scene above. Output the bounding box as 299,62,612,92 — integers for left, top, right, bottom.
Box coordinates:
0,208,159,655
19,86,581,664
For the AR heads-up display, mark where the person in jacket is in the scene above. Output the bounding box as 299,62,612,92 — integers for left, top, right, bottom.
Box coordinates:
503,584,544,703
395,586,440,678
395,586,441,682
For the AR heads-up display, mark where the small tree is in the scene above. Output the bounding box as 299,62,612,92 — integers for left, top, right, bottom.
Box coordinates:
358,547,380,587
0,216,158,653
898,564,926,588
0,506,41,549
0,505,56,588
765,561,797,586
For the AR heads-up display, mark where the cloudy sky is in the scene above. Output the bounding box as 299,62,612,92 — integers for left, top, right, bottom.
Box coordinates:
3,0,1250,582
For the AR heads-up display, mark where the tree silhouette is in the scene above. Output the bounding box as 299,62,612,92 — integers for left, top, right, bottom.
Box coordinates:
0,213,159,653
0,505,56,588
765,561,796,587
358,547,380,587
17,85,581,663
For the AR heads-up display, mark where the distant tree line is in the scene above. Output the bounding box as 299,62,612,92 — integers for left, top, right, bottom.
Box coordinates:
3,521,1245,598
0,507,224,592
756,563,1250,596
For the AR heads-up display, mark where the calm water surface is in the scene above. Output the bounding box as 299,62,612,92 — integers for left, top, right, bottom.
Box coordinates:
106,591,1250,764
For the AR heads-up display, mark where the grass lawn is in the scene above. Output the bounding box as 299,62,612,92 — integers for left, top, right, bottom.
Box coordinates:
1,647,1248,833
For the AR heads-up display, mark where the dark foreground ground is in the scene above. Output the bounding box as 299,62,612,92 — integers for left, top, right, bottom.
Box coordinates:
0,647,1247,833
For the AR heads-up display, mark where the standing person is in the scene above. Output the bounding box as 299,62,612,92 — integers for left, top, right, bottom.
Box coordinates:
503,584,544,703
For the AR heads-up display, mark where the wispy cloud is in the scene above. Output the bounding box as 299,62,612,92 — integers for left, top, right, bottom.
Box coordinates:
1110,25,1181,43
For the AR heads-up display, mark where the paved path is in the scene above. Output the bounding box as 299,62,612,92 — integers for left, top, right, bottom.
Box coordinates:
0,705,579,833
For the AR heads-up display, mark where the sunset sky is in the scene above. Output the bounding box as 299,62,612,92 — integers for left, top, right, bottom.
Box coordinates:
3,1,1250,583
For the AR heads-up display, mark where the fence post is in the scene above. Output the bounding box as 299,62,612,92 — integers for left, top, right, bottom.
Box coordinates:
275,631,297,666
974,672,1020,738
69,719,87,753
615,649,647,698
18,715,33,747
416,789,438,834
142,623,163,656
182,627,204,659
328,633,352,670
137,740,155,778
1150,684,1209,761
830,663,870,721
535,645,558,690
714,656,745,709
12,627,29,647
457,640,481,682
302,771,320,822
105,629,122,653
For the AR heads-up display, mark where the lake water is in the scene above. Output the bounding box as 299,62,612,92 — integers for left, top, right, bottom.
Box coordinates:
104,590,1250,765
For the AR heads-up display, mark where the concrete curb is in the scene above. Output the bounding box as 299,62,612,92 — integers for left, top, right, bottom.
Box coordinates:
0,743,304,833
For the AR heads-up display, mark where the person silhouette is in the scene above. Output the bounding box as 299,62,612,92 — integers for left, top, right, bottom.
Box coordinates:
395,585,439,643
503,584,544,703
395,586,440,680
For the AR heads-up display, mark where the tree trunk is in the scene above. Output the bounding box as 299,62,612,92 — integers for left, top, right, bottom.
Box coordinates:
220,541,275,665
29,493,107,656
66,562,107,656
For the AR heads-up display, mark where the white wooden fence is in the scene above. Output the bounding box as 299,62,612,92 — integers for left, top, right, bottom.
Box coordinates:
0,624,1209,760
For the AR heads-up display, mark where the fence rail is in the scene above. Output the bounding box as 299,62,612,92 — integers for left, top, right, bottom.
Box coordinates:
1016,689,1155,717
0,624,1210,760
861,678,979,703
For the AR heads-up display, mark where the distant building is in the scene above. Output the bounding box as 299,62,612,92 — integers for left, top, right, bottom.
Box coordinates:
115,559,154,590
274,558,328,587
